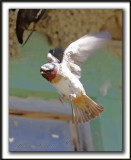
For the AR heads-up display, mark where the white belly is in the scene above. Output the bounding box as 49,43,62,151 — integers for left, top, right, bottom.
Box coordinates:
53,78,71,97
52,76,85,98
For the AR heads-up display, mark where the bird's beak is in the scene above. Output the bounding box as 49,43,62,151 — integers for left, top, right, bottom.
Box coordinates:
41,66,50,71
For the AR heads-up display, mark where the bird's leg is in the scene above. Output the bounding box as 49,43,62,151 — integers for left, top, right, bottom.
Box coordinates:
69,81,76,101
69,93,76,101
59,94,66,104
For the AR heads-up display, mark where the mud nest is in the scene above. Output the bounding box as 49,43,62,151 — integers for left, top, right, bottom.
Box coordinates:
9,9,122,58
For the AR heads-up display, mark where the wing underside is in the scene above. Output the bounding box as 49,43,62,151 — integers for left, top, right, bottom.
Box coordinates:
62,30,111,78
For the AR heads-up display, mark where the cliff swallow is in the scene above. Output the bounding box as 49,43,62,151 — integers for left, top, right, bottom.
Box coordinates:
40,30,111,124
16,9,46,45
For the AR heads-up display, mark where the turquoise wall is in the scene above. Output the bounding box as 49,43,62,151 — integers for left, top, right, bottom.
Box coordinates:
9,32,122,151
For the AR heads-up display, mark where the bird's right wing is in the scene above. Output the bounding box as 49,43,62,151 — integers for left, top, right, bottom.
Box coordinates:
62,30,111,78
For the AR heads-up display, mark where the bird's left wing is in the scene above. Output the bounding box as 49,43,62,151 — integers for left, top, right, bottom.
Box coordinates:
47,47,64,63
62,30,111,78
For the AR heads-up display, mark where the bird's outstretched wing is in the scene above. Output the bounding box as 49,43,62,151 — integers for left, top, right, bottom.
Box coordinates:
62,30,111,78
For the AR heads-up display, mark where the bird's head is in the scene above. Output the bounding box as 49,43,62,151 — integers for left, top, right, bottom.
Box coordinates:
40,63,58,82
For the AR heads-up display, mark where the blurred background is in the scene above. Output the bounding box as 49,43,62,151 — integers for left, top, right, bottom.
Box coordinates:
9,9,122,151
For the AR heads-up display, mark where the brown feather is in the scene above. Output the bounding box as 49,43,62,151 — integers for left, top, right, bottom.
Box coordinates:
42,69,57,82
71,94,104,123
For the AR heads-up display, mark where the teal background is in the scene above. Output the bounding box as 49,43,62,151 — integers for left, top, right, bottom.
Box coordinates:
9,32,122,151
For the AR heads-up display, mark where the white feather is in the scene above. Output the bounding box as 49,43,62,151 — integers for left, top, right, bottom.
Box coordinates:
52,64,85,98
62,30,111,78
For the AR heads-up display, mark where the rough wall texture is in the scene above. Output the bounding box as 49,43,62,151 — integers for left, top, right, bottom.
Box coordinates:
9,9,122,57
36,9,122,46
9,10,19,56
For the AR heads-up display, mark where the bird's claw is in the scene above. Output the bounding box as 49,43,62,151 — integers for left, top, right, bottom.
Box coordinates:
69,93,76,101
59,95,66,104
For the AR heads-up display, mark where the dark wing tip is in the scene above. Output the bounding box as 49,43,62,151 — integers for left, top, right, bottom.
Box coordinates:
15,9,46,44
16,27,24,44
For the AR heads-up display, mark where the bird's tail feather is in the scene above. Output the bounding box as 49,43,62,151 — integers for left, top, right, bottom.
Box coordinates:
71,95,104,124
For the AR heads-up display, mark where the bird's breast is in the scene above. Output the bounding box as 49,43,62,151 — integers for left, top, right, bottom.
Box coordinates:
51,76,71,97
51,74,85,98
50,75,63,84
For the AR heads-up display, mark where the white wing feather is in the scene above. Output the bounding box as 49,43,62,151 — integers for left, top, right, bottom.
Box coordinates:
62,30,111,78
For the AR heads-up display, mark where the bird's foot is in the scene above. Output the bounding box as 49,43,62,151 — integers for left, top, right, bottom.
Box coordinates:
69,93,76,101
59,95,66,104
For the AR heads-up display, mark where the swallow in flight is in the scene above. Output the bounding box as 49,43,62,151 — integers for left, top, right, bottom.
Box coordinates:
16,9,46,45
40,30,111,123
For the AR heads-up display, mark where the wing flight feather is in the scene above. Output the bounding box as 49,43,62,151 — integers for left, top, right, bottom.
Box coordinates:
62,30,111,78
